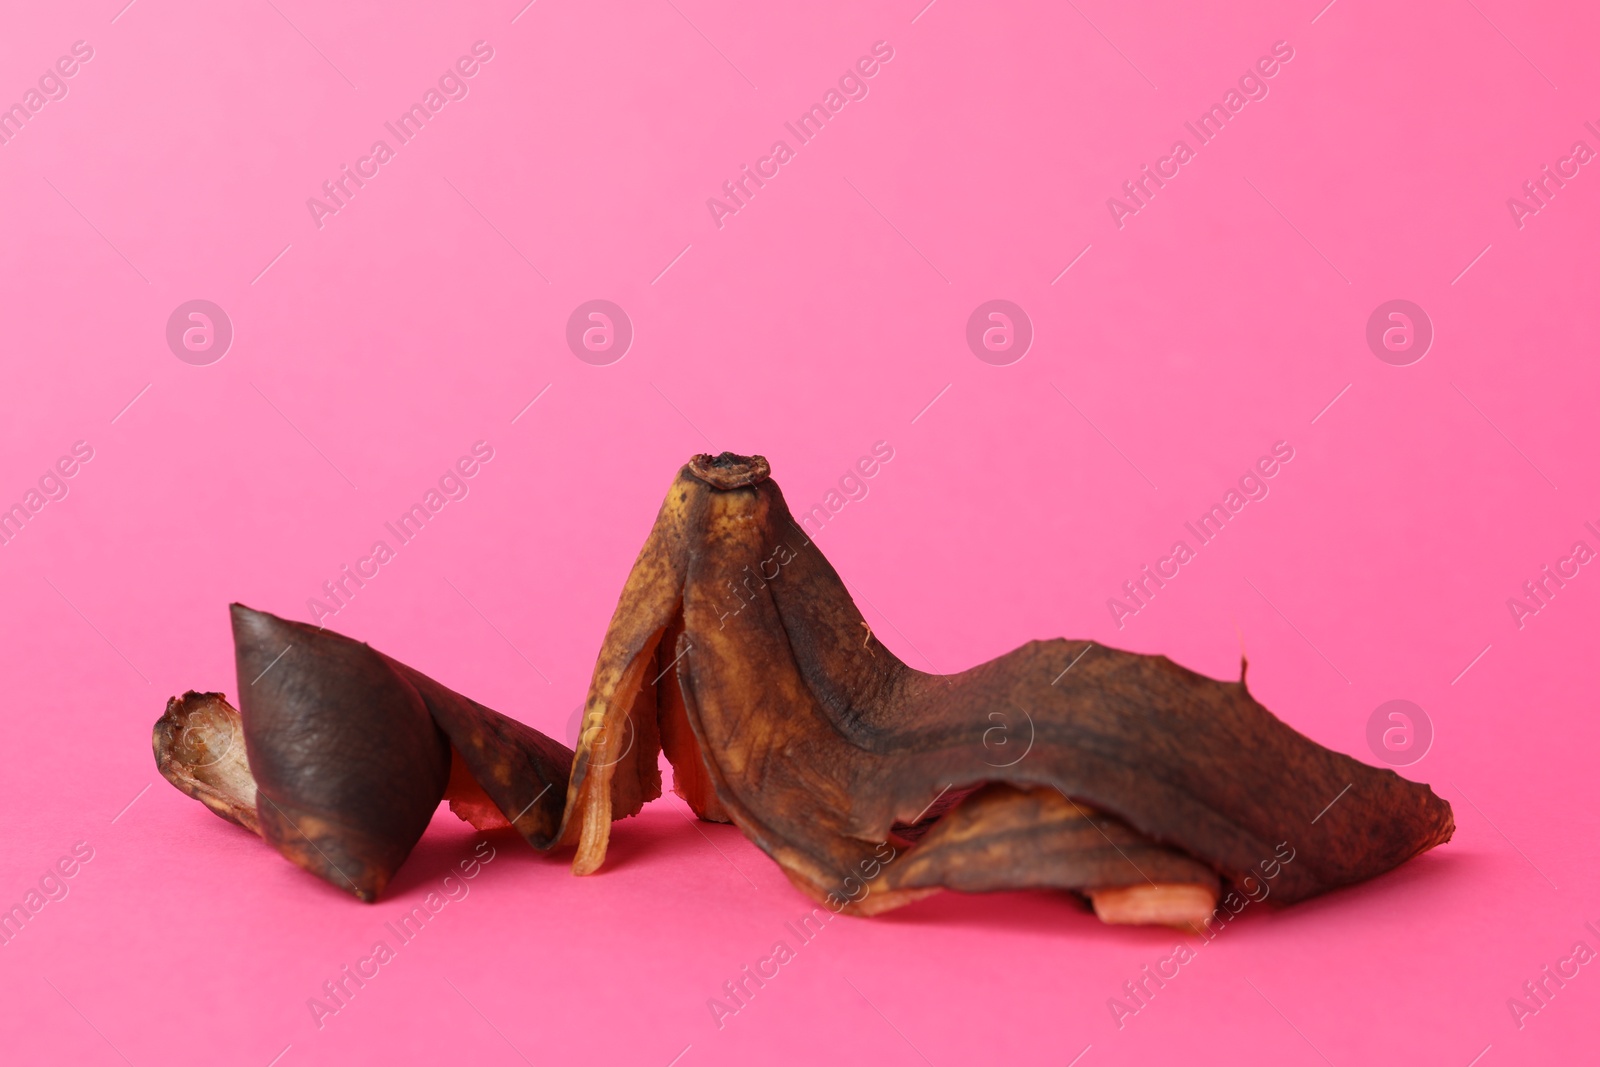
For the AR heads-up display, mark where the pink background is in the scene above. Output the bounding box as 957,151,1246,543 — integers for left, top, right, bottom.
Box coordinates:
1,0,1596,1063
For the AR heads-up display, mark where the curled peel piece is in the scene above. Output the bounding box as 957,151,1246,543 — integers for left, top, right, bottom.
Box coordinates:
153,691,259,835
152,605,571,901
875,785,1220,908
566,453,1454,925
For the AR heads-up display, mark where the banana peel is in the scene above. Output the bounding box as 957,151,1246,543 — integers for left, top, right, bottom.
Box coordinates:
153,605,571,901
564,453,1454,923
154,454,1453,926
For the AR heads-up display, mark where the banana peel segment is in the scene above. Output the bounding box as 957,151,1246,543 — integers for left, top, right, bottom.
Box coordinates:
566,453,1454,921
152,604,571,902
155,453,1454,928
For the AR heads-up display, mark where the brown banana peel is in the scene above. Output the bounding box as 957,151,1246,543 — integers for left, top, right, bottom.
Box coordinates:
155,454,1453,928
153,605,571,902
563,453,1454,925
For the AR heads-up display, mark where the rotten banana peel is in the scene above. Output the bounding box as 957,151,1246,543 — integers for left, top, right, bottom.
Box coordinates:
154,454,1453,929
153,605,571,902
564,452,1453,926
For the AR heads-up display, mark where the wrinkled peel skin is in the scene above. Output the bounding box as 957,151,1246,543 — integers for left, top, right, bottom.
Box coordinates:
572,454,1454,918
233,605,451,902
153,605,573,903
